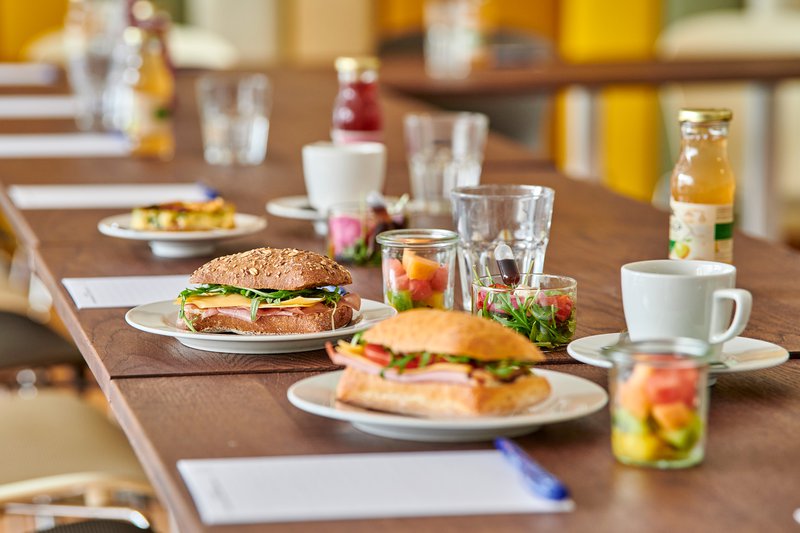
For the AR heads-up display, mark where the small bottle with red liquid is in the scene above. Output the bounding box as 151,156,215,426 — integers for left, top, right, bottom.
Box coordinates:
331,56,383,144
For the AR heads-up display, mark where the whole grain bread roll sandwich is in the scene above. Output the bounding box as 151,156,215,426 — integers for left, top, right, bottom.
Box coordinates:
325,309,550,417
177,247,361,335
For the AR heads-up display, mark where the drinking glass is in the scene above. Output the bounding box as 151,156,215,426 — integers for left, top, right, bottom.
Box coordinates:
451,184,555,310
605,338,712,469
63,0,127,131
196,74,272,165
473,273,576,349
327,201,407,267
404,112,488,214
423,0,481,79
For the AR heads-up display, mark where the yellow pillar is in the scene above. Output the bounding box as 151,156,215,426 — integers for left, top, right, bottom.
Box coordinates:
557,0,662,201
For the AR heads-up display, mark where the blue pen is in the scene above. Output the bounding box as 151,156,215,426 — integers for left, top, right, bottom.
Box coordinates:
494,437,571,501
199,182,220,200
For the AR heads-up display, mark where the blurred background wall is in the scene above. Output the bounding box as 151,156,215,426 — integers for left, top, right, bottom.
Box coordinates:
2,0,798,244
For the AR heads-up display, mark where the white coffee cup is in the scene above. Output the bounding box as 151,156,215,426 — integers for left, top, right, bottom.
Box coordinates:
302,141,387,215
621,260,752,356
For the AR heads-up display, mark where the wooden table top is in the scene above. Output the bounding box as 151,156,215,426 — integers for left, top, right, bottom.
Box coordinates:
381,55,800,97
108,362,800,532
2,67,799,531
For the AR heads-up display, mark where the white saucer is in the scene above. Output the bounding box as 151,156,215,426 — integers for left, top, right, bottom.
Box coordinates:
265,196,327,235
287,369,608,442
98,213,267,258
125,299,396,354
266,195,322,222
567,333,789,376
265,195,405,236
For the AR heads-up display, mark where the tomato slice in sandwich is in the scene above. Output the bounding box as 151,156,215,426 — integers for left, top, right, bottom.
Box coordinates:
363,344,392,366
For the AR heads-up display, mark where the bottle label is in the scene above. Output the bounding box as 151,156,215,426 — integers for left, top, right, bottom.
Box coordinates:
131,93,171,139
669,200,734,262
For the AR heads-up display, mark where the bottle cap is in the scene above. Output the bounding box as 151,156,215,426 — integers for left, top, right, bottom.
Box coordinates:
678,108,733,123
335,56,380,73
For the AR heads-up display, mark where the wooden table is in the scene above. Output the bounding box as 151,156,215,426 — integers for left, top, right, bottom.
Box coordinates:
382,56,800,240
1,67,799,531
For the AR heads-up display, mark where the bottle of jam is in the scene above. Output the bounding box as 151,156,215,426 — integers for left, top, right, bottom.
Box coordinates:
331,56,382,144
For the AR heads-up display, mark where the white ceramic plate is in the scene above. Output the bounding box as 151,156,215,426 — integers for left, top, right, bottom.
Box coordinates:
98,213,267,258
125,299,396,354
288,369,608,442
567,333,789,375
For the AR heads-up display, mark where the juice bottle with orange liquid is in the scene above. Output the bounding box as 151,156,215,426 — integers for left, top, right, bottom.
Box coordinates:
121,12,175,160
669,108,735,263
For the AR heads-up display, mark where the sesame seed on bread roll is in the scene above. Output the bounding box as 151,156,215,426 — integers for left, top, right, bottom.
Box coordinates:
361,309,544,363
189,247,352,290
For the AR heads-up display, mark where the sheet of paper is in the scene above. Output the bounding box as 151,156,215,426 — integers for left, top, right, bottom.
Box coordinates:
178,451,574,525
62,275,190,309
0,95,78,119
0,63,58,86
8,183,214,210
0,133,131,158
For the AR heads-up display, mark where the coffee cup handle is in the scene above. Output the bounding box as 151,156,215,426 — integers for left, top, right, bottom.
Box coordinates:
709,288,753,345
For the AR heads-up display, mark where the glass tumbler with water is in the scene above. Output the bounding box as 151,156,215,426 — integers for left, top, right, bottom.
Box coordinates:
404,112,488,214
451,184,555,310
196,74,272,165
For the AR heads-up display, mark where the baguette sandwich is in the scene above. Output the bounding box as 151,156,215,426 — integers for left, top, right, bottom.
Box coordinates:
177,247,361,334
326,309,550,417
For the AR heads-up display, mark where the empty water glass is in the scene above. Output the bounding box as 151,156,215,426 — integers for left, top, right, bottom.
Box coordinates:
404,112,488,214
451,184,555,310
63,0,127,131
196,74,271,165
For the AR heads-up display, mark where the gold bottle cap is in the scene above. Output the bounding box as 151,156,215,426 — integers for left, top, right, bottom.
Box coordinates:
678,108,733,123
335,56,380,72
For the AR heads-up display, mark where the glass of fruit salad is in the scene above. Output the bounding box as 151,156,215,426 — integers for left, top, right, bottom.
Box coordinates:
605,338,712,469
327,201,407,266
376,229,458,311
472,274,577,350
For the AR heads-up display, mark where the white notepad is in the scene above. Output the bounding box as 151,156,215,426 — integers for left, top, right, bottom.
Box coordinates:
0,95,78,119
178,451,574,525
0,63,58,86
8,183,214,210
62,275,190,309
0,133,131,158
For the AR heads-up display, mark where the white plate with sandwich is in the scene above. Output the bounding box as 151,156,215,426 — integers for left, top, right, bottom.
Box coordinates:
126,299,395,354
98,199,267,258
289,370,607,442
288,310,608,442
125,247,395,353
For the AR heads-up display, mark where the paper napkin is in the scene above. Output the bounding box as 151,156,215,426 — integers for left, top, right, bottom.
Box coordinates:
178,451,574,525
0,95,78,119
0,133,130,158
8,183,214,210
0,63,58,86
62,275,190,309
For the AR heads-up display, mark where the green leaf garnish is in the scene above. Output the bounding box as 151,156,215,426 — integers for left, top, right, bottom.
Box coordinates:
178,284,344,328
